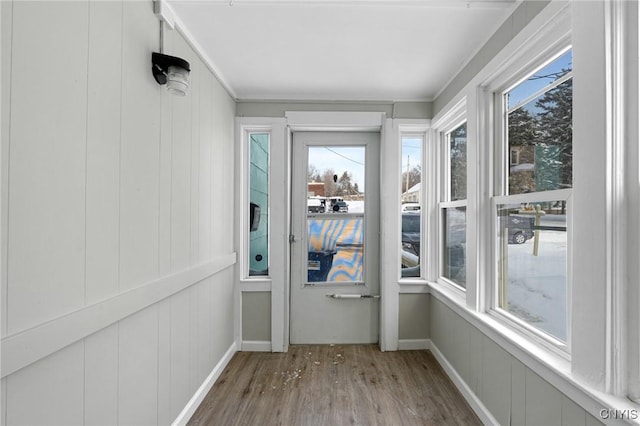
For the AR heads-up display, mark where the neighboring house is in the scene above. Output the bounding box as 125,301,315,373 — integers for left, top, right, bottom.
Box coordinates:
402,182,421,204
307,182,325,197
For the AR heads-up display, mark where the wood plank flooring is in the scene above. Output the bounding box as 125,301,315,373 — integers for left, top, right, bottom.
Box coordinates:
189,345,481,425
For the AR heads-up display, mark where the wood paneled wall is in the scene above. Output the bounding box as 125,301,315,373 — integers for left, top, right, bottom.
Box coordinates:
430,298,603,426
1,1,237,424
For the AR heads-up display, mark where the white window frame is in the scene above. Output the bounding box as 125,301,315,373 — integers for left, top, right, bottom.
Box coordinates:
487,44,574,356
433,100,467,294
510,148,519,166
241,126,272,281
620,0,640,402
236,117,288,353
491,190,573,357
399,131,427,282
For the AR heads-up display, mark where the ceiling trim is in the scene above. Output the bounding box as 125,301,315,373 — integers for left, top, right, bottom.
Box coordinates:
192,0,517,9
154,0,238,99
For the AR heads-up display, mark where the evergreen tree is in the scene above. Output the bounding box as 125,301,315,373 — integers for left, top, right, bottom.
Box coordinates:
507,106,539,194
508,107,539,147
535,78,573,189
450,125,467,201
337,171,354,195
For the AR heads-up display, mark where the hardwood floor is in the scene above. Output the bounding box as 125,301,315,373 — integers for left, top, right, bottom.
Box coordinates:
189,345,481,425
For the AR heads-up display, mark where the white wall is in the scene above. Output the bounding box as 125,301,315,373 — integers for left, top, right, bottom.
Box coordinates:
1,1,236,424
430,297,603,426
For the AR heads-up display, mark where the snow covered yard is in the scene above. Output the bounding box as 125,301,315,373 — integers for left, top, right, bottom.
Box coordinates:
504,218,567,341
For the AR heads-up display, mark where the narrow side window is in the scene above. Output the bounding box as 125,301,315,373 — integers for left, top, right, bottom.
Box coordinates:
400,134,424,278
249,133,269,276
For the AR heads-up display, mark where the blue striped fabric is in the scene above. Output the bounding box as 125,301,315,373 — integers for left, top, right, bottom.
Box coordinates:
307,216,364,282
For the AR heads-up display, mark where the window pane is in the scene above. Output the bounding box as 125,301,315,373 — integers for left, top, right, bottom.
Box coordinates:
442,207,466,287
449,124,467,201
307,216,363,283
249,133,269,276
507,49,572,110
308,146,365,213
401,135,423,278
306,146,366,284
497,202,568,342
506,51,573,195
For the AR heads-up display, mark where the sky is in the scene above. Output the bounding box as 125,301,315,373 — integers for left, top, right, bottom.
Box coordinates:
309,146,366,191
401,135,423,180
308,136,423,194
507,48,573,111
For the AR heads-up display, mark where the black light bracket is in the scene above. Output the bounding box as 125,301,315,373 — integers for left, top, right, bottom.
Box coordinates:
151,52,190,85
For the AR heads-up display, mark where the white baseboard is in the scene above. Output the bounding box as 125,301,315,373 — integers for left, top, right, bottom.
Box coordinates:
241,340,272,352
428,340,498,426
172,342,237,426
398,339,429,350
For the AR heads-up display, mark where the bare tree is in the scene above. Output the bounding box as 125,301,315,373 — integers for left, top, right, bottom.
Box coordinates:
321,168,337,196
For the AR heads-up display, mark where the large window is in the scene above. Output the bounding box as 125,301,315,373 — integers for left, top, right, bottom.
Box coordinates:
494,48,573,345
440,122,467,289
401,134,423,278
249,133,269,276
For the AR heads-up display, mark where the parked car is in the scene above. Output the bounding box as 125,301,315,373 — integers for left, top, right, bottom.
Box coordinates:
332,200,348,213
307,197,325,213
401,211,420,258
502,214,535,244
401,212,421,277
401,203,420,212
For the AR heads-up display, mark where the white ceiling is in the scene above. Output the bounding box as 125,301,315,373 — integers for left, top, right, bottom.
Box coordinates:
167,0,518,102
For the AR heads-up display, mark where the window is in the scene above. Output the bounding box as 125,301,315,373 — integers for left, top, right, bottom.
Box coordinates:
400,134,423,278
494,48,573,345
510,148,520,166
440,122,467,289
249,133,269,276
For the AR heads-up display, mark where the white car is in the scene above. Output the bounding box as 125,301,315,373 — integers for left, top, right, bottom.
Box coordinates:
307,198,325,213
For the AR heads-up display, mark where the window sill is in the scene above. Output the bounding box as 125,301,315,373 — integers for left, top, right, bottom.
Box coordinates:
434,277,467,302
398,280,429,293
427,280,640,423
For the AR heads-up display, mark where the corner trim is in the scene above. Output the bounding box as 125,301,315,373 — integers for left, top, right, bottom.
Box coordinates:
172,342,237,426
154,0,237,99
428,340,499,426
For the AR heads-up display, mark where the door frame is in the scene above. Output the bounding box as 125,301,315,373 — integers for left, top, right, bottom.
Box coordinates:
285,112,386,350
289,131,380,344
236,112,399,354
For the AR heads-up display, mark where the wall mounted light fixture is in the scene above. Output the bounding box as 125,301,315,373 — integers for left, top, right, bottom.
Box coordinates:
151,52,191,96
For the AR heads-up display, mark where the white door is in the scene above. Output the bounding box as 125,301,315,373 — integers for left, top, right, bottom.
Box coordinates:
290,132,380,344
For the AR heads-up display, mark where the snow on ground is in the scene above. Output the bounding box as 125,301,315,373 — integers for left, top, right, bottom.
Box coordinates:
347,200,364,213
504,217,567,341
